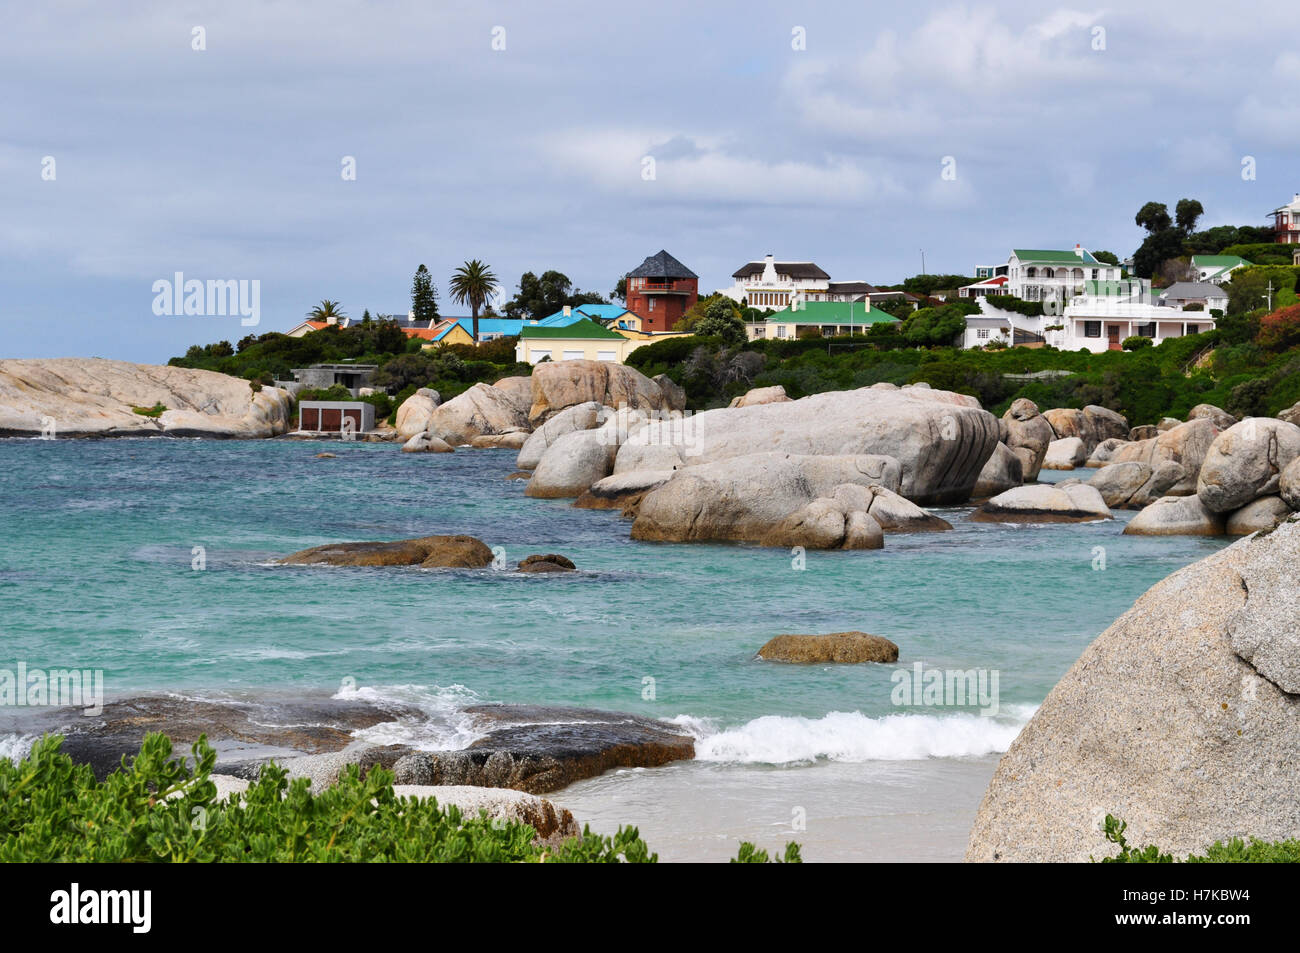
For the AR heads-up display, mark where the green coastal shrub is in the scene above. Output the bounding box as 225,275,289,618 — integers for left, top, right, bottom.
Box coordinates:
0,734,800,864
1096,815,1300,863
1121,336,1154,350
131,402,167,417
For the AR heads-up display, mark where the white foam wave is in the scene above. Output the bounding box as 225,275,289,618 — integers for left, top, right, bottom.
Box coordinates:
332,682,488,750
679,706,1037,764
0,734,36,763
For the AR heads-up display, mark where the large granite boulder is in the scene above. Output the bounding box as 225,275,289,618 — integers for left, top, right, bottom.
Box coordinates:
425,381,532,445
1084,437,1129,467
1123,494,1226,536
1187,403,1236,429
617,386,1000,506
1226,496,1293,536
971,484,1111,523
525,428,619,499
401,432,454,453
1108,418,1220,495
527,360,674,425
278,534,494,568
0,358,293,438
1087,460,1186,509
1197,418,1300,514
394,388,441,440
973,443,1024,499
516,401,604,470
1042,405,1129,454
967,518,1300,862
574,470,675,511
651,374,687,412
1042,437,1087,470
630,452,949,546
1001,398,1055,480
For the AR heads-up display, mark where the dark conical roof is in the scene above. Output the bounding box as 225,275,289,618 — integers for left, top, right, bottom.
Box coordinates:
626,249,697,279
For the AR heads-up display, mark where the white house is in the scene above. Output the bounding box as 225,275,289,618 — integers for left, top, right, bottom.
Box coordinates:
964,279,1216,352
1191,255,1251,285
1154,282,1229,313
718,255,833,309
1003,246,1122,305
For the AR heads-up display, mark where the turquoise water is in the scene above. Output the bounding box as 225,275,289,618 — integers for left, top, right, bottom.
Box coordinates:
0,438,1228,755
1,437,1234,859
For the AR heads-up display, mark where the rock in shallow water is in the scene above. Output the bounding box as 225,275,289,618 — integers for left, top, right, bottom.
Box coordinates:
971,484,1111,523
756,632,899,664
278,535,494,569
517,554,576,573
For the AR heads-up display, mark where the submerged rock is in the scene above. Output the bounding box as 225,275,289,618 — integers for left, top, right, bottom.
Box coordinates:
278,534,494,569
756,632,899,664
967,518,1300,862
517,554,577,573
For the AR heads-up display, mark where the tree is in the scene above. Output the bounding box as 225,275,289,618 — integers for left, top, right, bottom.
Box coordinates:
307,300,345,320
692,298,746,345
1132,229,1186,280
1135,202,1172,234
901,305,967,346
411,265,440,324
1175,198,1204,234
448,259,499,345
611,277,627,303
505,270,572,319
1092,250,1120,266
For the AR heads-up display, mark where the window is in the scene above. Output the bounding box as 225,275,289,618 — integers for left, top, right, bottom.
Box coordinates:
977,329,989,339
596,350,617,362
776,326,787,339
1138,323,1156,338
1186,324,1200,335
1092,269,1099,280
562,349,584,361
529,349,552,362
1026,267,1037,277
1084,321,1102,338
648,298,655,311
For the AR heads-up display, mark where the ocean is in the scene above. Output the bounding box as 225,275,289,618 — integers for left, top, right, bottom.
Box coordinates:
0,438,1230,860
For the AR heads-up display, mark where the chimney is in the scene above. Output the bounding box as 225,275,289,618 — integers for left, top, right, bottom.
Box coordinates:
563,305,572,317
765,254,774,265
1074,244,1083,257
327,315,337,325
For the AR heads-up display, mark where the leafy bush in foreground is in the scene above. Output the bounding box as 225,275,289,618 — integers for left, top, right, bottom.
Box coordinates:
1096,815,1300,863
0,734,800,864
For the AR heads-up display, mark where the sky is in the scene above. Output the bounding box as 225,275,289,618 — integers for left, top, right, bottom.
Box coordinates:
3,0,1299,363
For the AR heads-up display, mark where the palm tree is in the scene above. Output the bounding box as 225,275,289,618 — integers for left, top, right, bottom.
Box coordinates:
448,260,499,344
307,300,346,322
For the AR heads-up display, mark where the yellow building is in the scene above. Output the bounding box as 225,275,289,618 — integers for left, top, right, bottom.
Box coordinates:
515,318,651,365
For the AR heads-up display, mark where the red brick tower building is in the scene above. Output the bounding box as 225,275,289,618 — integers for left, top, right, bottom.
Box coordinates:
624,250,699,333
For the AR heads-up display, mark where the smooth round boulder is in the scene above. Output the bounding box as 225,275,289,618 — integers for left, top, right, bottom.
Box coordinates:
1109,418,1220,495
1042,437,1087,470
1187,404,1236,429
729,385,790,408
1043,405,1129,453
401,432,454,453
1225,496,1293,536
525,429,617,499
1123,495,1226,536
394,388,441,440
756,632,899,664
973,442,1024,498
1087,460,1186,509
517,554,577,573
516,401,604,470
1197,418,1300,514
971,484,1111,523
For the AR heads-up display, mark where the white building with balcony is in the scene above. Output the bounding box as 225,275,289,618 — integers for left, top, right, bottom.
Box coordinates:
1271,193,1300,244
1004,246,1122,305
719,255,833,309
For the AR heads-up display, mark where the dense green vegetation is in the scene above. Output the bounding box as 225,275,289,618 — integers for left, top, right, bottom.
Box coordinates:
1097,815,1300,863
0,733,799,863
131,402,167,417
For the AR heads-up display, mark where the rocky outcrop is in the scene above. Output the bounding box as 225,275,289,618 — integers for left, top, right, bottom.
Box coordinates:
395,388,441,440
1042,437,1087,470
515,401,604,470
972,484,1111,523
1087,460,1186,509
425,382,532,445
1108,418,1220,495
527,360,675,425
1043,405,1129,454
756,632,899,664
629,452,940,547
967,518,1300,862
973,443,1024,499
616,386,1000,506
1197,418,1300,514
729,385,790,408
1281,457,1300,511
389,784,580,845
278,534,494,569
0,358,293,438
1001,398,1055,481
386,705,696,794
1123,494,1226,536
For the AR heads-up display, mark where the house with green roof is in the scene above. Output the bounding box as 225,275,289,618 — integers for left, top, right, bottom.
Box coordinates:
515,317,649,365
1191,254,1251,285
1005,245,1122,306
746,300,899,342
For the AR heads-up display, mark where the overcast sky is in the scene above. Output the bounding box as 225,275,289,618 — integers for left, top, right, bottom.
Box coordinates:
3,1,1298,362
